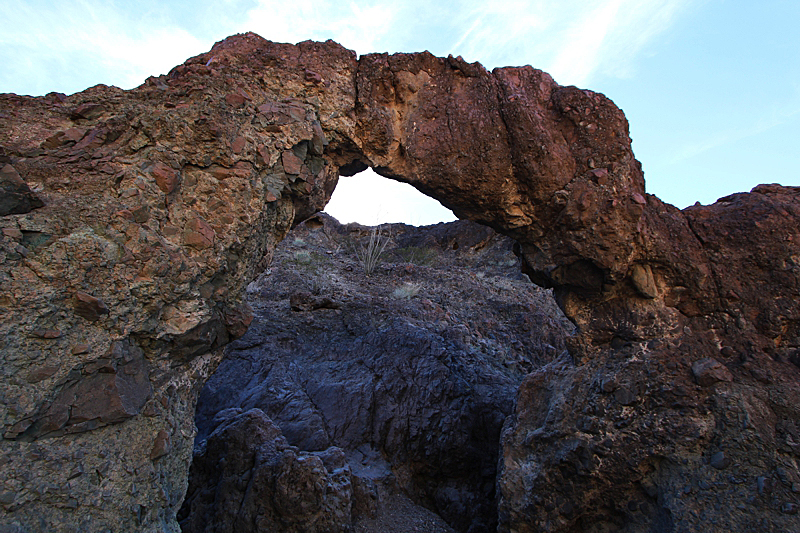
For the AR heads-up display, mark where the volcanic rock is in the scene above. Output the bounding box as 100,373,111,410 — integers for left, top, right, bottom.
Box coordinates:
185,215,571,532
0,32,798,532
0,163,44,216
179,408,362,533
0,35,349,531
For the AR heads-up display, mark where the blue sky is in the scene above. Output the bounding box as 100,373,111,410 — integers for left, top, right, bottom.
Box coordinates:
1,0,797,224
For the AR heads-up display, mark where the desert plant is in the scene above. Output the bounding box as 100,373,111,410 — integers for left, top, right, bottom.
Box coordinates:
356,225,391,276
293,250,313,265
392,282,423,299
291,250,327,274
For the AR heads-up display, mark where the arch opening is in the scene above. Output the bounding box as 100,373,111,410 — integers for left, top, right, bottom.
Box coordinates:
324,167,457,226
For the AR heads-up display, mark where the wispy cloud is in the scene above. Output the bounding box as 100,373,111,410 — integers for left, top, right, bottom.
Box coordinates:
0,0,212,95
548,0,625,85
441,0,691,86
0,0,693,95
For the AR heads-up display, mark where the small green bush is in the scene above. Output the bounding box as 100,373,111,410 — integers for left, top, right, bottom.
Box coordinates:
293,250,312,265
291,250,326,274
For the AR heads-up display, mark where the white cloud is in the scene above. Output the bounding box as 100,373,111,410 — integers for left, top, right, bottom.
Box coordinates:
0,0,690,95
240,0,397,55
0,0,701,223
548,0,625,86
0,0,211,94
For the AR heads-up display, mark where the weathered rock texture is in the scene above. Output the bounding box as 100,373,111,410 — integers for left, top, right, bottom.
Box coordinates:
496,186,800,533
0,35,351,532
182,215,571,532
1,31,798,532
178,408,363,533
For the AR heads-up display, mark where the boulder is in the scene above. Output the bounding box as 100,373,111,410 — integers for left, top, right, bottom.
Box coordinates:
179,408,361,533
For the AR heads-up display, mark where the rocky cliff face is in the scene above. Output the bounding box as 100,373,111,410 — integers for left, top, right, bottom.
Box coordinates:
1,32,798,532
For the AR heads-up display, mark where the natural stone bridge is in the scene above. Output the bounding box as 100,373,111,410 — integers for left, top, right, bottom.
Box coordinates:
1,32,798,531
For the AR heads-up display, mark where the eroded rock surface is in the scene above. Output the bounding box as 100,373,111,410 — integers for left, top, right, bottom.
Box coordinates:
497,186,800,533
0,36,353,532
179,408,363,533
1,32,798,532
183,215,570,532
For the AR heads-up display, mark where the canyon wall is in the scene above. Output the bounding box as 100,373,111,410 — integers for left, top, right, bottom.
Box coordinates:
1,32,798,531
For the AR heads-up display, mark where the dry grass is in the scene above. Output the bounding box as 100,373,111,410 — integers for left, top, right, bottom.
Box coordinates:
356,225,391,276
392,282,423,299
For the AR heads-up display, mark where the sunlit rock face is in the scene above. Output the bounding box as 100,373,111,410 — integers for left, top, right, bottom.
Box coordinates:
1,32,798,532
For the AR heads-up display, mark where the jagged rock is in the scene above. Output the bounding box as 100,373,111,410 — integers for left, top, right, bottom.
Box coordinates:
691,357,734,386
496,186,800,533
289,290,340,311
179,408,363,533
6,339,152,440
0,35,349,532
190,215,571,532
0,32,797,532
0,163,43,216
72,290,110,321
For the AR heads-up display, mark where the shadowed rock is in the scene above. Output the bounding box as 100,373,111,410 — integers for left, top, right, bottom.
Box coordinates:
179,408,363,533
187,216,567,531
0,163,43,215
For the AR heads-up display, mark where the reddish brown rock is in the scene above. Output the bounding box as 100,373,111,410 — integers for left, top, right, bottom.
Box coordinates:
31,328,62,339
281,149,304,175
0,34,348,531
150,429,172,460
221,302,254,338
224,93,247,107
70,102,105,120
73,291,110,321
6,340,152,440
184,216,216,250
230,135,246,154
692,357,734,386
151,162,180,194
71,343,90,355
25,365,60,383
1,32,797,533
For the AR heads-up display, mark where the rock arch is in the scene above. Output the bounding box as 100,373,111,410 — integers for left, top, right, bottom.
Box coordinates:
0,32,798,532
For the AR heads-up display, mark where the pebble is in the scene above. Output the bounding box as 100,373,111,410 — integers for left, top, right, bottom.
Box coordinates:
709,451,730,470
614,386,637,405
